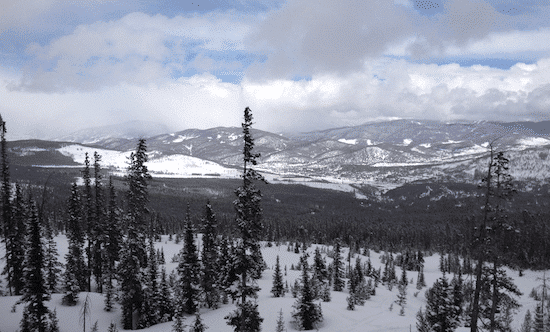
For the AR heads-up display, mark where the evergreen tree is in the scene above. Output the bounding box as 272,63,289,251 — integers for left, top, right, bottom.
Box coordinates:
190,312,207,332
226,107,266,332
313,247,328,283
65,182,87,291
9,182,26,295
0,116,17,296
91,152,106,293
107,322,119,332
139,238,161,328
533,303,544,332
119,138,151,329
424,274,459,332
172,311,186,332
519,309,532,332
332,241,345,291
276,309,285,332
48,309,60,332
19,199,51,332
104,176,121,300
82,152,93,292
292,253,323,330
417,267,426,290
201,200,220,308
158,266,174,322
176,204,201,315
272,255,285,297
416,307,431,332
44,219,62,293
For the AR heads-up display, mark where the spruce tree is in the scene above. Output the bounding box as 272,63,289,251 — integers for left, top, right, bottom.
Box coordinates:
158,266,174,322
176,204,200,314
201,200,220,308
19,199,51,332
107,322,119,332
424,274,459,332
276,309,285,332
140,237,161,328
519,309,532,332
9,182,26,295
272,255,285,297
119,138,151,329
44,219,62,293
190,312,207,332
0,115,16,296
104,176,121,297
292,252,323,330
91,152,106,293
82,152,93,292
226,107,266,332
332,241,345,291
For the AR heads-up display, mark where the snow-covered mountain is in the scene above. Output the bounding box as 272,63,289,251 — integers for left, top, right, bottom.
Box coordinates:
53,120,172,144
11,120,550,193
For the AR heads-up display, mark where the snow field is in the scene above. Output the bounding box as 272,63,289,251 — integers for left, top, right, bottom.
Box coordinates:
0,235,545,331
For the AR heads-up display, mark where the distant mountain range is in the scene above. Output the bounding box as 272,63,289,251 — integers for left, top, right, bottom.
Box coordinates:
10,120,550,194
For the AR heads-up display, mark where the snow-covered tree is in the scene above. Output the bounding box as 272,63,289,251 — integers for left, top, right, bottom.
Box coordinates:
176,204,201,315
119,138,151,329
272,255,285,297
139,238,161,328
44,219,62,294
226,107,266,332
276,309,286,332
332,241,345,292
158,266,174,322
190,312,207,332
424,274,459,332
292,253,323,330
200,200,220,308
19,200,52,332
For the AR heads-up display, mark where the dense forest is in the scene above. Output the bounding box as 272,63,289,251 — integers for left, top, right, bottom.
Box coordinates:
1,108,550,332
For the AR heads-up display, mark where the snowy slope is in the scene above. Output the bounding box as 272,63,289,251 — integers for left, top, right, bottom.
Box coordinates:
57,145,240,179
0,235,543,332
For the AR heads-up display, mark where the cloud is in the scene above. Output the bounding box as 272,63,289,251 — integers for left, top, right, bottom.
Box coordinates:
3,57,550,138
7,11,255,92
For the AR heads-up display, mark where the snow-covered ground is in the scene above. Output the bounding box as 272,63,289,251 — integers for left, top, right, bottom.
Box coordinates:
0,235,544,332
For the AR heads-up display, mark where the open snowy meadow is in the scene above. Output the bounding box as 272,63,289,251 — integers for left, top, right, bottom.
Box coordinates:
0,234,545,332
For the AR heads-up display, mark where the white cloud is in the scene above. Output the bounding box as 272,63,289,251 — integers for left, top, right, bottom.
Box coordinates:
8,11,255,92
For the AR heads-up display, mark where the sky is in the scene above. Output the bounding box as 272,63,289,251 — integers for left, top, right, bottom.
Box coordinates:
1,0,550,139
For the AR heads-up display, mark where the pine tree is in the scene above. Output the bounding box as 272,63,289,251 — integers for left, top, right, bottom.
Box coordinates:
0,116,17,296
48,309,60,332
19,199,51,332
104,176,121,300
272,255,285,297
417,267,426,290
119,139,151,329
276,309,286,332
201,200,220,308
172,312,186,332
533,303,544,332
226,107,266,332
416,307,431,332
292,252,323,330
9,182,26,295
82,152,93,292
158,266,174,322
424,274,459,332
519,309,532,332
44,219,62,293
332,241,345,291
107,322,119,332
139,237,161,328
190,312,207,332
66,182,87,291
91,151,106,293
176,204,201,315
